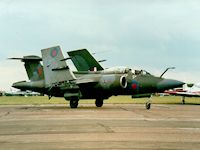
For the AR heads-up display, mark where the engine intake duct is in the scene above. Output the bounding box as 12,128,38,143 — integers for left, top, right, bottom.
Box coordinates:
99,74,127,90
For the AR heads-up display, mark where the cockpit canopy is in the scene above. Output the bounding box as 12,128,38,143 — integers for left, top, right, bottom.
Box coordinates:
103,66,152,75
134,70,151,76
103,66,130,74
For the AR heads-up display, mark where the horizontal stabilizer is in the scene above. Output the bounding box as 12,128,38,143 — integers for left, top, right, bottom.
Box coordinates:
9,56,42,62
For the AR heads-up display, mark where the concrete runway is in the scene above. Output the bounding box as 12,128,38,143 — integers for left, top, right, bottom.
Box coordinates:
0,103,200,150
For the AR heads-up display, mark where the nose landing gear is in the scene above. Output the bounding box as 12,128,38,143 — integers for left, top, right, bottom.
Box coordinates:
145,96,152,110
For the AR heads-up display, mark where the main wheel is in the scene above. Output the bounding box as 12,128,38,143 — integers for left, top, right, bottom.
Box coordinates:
70,99,79,108
95,99,104,107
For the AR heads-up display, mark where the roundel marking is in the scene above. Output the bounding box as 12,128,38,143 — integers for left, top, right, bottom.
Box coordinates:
51,49,58,57
129,80,139,91
132,83,137,90
37,66,43,77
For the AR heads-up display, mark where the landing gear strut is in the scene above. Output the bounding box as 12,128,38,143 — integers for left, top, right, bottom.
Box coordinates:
70,98,79,108
145,96,152,110
95,98,104,107
182,96,185,104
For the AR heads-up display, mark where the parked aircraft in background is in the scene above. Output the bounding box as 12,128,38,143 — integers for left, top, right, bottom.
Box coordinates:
11,46,184,109
4,90,40,97
165,83,200,104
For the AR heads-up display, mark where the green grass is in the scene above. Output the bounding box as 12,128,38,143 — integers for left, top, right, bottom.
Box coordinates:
0,96,65,105
0,95,200,105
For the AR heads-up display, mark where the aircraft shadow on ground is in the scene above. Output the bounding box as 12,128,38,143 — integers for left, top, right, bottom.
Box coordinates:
19,105,117,110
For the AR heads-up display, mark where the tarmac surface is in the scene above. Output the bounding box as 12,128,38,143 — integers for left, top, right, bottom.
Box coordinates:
0,103,200,150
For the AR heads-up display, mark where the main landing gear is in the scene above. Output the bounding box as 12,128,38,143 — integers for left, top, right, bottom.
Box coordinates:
182,96,185,104
69,98,105,108
145,96,152,110
70,98,79,108
95,98,104,107
69,98,104,108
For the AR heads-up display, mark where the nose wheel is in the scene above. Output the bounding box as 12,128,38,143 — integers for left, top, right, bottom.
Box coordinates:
145,102,151,110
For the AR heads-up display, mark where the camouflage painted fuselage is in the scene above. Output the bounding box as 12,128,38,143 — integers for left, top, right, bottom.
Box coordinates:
13,71,184,100
12,46,184,102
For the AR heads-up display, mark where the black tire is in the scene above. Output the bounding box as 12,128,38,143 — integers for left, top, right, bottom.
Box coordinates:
95,99,104,107
70,99,79,108
145,102,151,110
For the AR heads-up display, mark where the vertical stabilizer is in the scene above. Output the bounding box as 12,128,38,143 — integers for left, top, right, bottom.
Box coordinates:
23,56,44,81
41,46,76,87
9,56,44,81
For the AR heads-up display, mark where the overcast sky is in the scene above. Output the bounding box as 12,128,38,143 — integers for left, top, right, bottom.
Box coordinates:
0,0,200,91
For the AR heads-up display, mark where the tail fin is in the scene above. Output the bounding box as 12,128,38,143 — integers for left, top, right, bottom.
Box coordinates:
41,46,76,87
9,56,44,81
67,49,104,71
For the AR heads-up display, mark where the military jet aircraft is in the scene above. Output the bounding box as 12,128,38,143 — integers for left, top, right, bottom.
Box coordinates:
11,46,184,109
165,83,200,104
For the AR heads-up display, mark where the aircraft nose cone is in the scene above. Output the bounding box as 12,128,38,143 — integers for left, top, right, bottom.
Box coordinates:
157,79,184,92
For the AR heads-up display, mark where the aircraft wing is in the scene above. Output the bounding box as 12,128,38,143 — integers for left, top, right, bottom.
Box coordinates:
75,78,97,84
67,49,104,71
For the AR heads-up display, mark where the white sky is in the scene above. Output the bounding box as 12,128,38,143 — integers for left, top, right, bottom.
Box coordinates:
0,0,200,91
